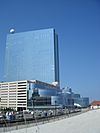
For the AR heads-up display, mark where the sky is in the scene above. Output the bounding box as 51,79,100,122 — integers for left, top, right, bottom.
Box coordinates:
0,0,100,101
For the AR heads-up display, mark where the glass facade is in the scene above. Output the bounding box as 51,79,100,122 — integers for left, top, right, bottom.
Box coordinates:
27,81,75,108
27,82,60,107
72,93,89,107
74,97,89,108
4,28,59,84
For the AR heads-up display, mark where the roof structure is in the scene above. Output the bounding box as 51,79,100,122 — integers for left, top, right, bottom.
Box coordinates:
91,101,100,106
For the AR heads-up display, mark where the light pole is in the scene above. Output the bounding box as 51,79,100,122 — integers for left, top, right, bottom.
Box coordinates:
55,100,57,116
32,98,40,133
32,98,36,116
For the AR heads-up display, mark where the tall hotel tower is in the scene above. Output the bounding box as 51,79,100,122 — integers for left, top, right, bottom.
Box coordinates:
4,28,60,84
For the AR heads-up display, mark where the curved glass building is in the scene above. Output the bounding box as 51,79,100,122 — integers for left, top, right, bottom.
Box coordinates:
27,80,61,108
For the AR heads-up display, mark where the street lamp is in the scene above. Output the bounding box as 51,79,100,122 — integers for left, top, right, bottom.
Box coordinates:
55,100,57,116
32,98,36,112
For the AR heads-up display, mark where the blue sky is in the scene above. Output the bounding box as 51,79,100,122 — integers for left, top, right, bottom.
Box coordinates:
0,0,100,101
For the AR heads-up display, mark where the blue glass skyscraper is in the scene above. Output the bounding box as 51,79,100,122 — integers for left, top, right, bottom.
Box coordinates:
4,28,60,84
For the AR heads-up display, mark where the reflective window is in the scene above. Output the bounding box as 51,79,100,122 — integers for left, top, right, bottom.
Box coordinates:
4,29,59,84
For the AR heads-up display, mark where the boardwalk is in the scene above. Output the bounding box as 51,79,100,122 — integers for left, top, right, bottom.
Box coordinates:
4,109,100,133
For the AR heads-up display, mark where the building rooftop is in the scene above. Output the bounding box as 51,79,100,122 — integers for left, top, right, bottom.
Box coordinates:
0,79,59,89
91,101,100,106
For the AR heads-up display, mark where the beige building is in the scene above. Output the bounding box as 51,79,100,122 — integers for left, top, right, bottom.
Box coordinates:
0,80,28,111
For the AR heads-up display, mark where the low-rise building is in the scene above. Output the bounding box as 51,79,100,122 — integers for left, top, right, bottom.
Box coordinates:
0,80,75,111
0,80,61,111
72,93,89,108
0,80,89,111
0,80,28,111
91,101,100,109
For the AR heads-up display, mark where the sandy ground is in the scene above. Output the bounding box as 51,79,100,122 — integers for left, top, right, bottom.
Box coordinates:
6,109,100,133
